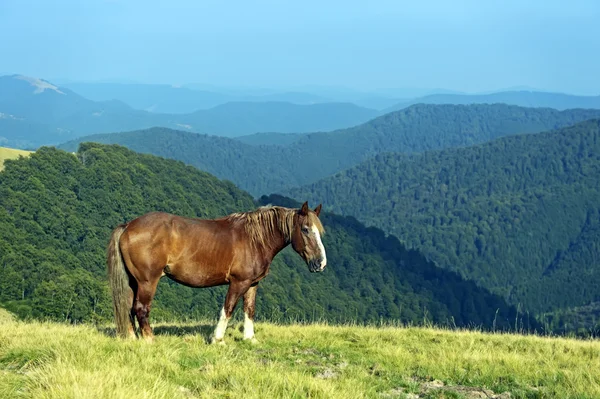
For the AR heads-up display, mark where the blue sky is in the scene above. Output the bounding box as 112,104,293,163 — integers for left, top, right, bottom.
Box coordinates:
1,0,599,94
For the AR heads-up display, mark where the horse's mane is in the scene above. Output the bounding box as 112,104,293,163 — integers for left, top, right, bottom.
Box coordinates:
226,205,324,247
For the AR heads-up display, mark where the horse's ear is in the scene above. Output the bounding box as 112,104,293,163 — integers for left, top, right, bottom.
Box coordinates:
314,204,322,216
300,201,309,215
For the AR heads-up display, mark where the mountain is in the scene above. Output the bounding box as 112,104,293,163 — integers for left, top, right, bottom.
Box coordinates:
0,75,162,147
177,101,379,136
0,143,525,330
287,120,600,316
386,91,600,113
60,104,600,196
59,128,298,196
62,82,333,113
0,75,379,148
62,82,232,113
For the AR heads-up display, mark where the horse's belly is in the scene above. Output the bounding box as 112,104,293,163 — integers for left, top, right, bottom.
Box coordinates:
163,261,229,288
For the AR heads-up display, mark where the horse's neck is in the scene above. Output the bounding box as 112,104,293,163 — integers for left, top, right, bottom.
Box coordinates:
261,231,288,263
258,213,292,263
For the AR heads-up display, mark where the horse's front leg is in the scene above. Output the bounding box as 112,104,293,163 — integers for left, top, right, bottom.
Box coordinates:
243,284,259,343
212,280,251,344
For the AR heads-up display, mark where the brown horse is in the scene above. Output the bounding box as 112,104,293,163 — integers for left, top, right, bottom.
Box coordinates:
107,202,326,343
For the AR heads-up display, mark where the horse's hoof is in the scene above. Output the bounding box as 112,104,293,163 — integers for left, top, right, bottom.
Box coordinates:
244,337,259,344
143,336,155,344
211,337,226,345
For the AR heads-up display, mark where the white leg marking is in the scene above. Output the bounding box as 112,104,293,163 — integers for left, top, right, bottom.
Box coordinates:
312,225,327,270
213,307,230,341
243,311,255,340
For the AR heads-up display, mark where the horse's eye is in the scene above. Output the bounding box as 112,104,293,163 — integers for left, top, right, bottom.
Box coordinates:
301,226,309,234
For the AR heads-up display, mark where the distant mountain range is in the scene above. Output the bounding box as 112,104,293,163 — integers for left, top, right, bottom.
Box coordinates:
63,82,334,113
61,82,600,114
387,91,600,112
0,75,379,148
4,74,600,150
60,103,600,196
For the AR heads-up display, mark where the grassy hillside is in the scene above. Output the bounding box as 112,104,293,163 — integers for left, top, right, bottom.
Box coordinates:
387,90,600,112
0,147,31,171
288,120,600,316
0,144,521,330
1,314,598,398
59,104,600,195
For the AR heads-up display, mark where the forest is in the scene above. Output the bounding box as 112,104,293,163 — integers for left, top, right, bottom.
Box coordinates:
0,144,528,331
289,119,600,317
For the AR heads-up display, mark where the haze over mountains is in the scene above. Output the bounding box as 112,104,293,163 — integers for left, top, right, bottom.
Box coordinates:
0,75,379,148
3,73,600,150
387,91,600,113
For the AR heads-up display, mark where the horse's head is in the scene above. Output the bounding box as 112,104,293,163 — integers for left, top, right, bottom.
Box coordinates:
291,201,327,273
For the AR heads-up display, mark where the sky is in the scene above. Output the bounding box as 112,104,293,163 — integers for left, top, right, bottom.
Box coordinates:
1,0,599,94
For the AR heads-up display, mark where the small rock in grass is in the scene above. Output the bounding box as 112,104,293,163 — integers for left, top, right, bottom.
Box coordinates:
315,368,337,379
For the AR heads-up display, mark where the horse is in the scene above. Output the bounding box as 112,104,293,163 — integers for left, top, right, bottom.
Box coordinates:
106,201,326,344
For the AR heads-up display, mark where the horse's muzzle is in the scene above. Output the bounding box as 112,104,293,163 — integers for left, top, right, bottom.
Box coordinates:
309,258,326,273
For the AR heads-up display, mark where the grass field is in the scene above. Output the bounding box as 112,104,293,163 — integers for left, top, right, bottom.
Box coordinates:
1,308,599,399
0,147,32,171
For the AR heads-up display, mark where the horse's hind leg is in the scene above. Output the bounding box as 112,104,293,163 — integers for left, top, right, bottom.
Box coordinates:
134,279,159,343
126,280,137,339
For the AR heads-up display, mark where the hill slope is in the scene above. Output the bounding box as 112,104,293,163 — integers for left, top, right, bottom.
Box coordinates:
288,120,600,314
387,90,600,112
2,317,597,398
61,104,600,195
0,144,521,329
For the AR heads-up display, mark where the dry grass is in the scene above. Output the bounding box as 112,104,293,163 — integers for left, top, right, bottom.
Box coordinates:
0,147,32,171
0,313,599,398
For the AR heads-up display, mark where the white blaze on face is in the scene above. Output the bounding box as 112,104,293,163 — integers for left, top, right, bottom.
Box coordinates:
311,224,327,270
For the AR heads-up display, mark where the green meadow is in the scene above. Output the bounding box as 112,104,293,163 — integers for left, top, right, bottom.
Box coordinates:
1,308,598,399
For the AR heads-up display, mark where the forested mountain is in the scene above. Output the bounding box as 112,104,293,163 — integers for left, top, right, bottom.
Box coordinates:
0,143,527,330
59,128,298,196
61,104,600,196
178,101,379,136
0,75,378,148
234,132,305,146
387,91,600,112
288,120,600,315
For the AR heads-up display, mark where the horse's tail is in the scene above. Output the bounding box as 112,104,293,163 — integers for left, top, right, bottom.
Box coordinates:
107,224,132,338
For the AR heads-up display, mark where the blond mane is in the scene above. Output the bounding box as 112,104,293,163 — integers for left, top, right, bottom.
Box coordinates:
226,205,324,247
